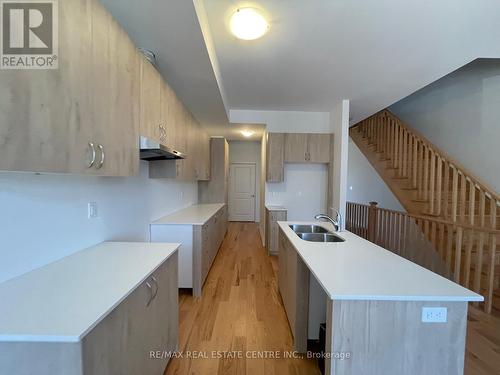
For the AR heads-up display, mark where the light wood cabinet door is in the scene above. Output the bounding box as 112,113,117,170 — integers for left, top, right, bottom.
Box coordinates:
284,133,308,163
82,253,178,375
91,0,139,176
307,133,331,163
174,100,188,154
278,230,287,306
196,126,210,181
267,210,287,255
140,58,162,142
0,0,139,176
160,80,175,147
185,113,197,180
199,138,229,203
266,133,285,182
202,132,211,180
0,0,94,174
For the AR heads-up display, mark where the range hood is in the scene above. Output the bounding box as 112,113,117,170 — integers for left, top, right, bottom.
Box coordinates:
139,136,185,161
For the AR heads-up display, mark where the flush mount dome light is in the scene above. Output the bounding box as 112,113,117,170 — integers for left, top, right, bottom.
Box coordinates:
241,130,255,137
230,8,269,40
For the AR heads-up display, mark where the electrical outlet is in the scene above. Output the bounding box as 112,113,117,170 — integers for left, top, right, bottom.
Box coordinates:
88,202,98,219
421,307,447,323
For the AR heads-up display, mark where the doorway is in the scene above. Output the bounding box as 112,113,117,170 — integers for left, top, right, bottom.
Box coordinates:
229,163,256,221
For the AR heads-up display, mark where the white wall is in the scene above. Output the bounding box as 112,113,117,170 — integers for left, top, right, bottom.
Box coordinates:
229,109,331,133
266,164,328,221
390,58,500,192
347,139,405,211
228,140,262,222
0,162,197,283
329,100,350,228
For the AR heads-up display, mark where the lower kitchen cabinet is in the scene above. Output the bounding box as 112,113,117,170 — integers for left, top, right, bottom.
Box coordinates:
278,228,309,353
265,206,287,255
0,242,179,375
150,204,228,297
81,252,178,375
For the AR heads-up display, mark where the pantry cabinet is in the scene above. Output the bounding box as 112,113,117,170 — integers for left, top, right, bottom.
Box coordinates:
0,0,139,176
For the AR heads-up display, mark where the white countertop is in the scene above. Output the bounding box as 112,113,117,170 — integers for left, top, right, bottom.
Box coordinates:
278,221,483,302
151,203,225,226
266,205,287,211
0,242,179,343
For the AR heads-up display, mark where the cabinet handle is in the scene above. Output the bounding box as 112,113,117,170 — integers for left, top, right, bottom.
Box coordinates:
87,142,96,168
151,276,159,300
146,281,153,306
96,144,104,169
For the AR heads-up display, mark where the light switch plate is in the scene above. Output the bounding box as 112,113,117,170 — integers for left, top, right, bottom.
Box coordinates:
88,202,98,218
422,307,447,323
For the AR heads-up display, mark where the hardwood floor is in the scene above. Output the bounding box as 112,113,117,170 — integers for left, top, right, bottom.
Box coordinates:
165,222,500,375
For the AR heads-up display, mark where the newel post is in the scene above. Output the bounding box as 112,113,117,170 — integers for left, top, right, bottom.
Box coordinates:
367,201,378,242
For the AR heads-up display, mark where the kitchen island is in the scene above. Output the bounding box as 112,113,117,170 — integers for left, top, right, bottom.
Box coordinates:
278,221,482,375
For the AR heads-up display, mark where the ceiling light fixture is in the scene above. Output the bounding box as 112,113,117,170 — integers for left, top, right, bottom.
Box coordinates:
230,8,269,40
241,130,255,137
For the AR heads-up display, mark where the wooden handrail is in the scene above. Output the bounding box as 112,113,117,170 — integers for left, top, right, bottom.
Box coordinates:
383,110,500,203
374,206,500,234
350,110,500,232
346,201,499,314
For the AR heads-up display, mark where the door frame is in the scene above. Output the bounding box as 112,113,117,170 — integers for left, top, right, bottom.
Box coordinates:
228,162,257,222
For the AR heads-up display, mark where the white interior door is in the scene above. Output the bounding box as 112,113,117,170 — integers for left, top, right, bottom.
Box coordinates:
229,163,256,221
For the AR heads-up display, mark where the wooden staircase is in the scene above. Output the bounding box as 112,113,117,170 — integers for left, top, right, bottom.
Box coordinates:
349,110,500,314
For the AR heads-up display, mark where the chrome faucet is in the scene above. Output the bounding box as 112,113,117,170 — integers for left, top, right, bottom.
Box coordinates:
315,209,343,232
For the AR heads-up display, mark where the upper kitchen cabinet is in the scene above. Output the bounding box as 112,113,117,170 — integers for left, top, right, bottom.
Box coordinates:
284,133,331,163
307,134,331,163
140,58,162,143
199,138,229,204
158,78,179,151
149,92,212,182
197,129,211,181
266,133,285,182
0,0,139,176
266,132,332,182
91,1,140,176
284,134,309,163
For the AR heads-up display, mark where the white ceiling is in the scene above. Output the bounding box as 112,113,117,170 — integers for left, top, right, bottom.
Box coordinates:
201,0,500,124
101,0,500,135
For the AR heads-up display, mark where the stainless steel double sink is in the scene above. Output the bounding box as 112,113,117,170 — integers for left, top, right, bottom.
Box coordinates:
289,224,345,243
